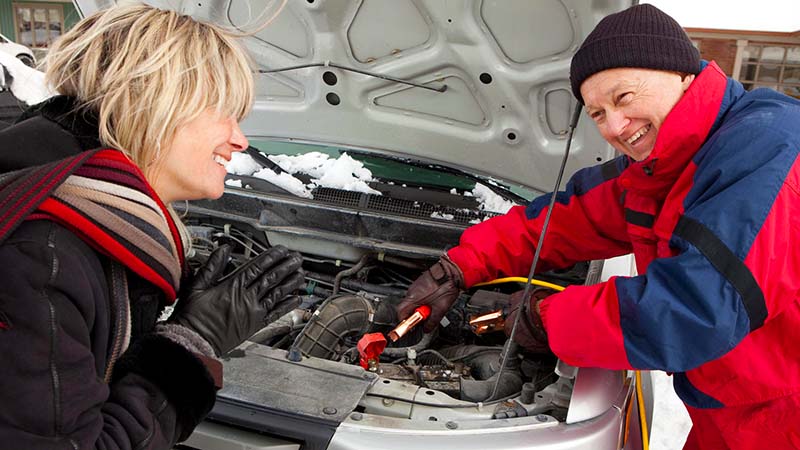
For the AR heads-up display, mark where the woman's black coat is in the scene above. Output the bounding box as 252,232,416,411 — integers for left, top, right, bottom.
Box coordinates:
0,97,216,449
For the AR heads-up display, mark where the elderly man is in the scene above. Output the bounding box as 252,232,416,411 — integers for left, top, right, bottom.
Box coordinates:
397,4,800,448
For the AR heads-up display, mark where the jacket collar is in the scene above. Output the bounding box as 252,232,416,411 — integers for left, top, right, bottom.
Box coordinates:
18,95,102,151
618,61,730,198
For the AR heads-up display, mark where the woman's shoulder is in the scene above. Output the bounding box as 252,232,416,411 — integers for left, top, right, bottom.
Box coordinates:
0,115,84,172
0,96,102,173
1,220,108,301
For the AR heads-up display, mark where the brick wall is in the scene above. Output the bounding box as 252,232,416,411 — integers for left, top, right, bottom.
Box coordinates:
695,38,738,76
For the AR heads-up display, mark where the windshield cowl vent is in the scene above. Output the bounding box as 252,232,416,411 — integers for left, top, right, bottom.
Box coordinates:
311,187,497,225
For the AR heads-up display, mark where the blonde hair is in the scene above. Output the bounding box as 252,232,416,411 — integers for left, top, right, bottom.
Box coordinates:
44,3,254,173
44,3,255,254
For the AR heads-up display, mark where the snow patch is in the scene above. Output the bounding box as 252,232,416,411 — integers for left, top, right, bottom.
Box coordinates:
225,179,243,187
315,154,381,195
226,151,380,198
650,371,691,449
252,167,313,198
0,52,55,105
430,212,454,221
472,183,515,214
226,152,263,176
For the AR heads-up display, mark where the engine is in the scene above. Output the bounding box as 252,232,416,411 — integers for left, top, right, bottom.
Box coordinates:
185,221,584,417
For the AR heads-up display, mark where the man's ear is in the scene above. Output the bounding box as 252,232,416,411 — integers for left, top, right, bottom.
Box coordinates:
681,73,696,92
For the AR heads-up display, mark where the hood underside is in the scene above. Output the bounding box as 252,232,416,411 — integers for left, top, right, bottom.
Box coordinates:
74,0,632,193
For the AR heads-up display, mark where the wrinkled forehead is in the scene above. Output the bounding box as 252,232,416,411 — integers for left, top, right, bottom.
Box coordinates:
579,67,670,107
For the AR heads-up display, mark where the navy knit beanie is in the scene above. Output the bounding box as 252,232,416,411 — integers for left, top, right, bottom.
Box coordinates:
570,4,700,104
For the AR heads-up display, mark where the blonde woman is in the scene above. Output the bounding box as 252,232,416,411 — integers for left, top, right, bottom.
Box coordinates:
0,4,304,449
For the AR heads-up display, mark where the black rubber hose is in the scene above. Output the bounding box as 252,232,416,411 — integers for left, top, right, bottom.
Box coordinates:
459,349,523,402
461,370,524,403
304,270,407,297
293,294,374,359
332,254,372,295
380,331,434,357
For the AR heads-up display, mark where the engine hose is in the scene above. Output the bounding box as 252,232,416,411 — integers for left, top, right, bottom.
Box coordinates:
249,308,311,344
380,331,435,357
293,294,374,359
304,270,407,297
292,293,400,359
460,369,524,403
456,347,523,402
332,254,372,296
436,345,501,366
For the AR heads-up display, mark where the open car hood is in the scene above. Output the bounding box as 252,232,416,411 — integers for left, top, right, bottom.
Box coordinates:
67,4,654,447
74,0,631,193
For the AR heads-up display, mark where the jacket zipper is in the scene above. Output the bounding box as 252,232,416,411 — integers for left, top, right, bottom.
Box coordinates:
104,262,130,383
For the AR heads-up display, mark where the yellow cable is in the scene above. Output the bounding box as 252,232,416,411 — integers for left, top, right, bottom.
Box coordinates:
473,276,566,292
635,370,650,450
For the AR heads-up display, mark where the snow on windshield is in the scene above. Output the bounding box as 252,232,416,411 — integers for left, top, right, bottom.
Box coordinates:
270,152,380,195
227,151,518,216
227,151,380,199
0,53,54,105
472,183,515,214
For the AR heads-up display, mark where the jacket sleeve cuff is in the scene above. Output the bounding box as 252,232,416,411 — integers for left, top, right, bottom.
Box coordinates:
537,295,554,332
111,334,217,440
446,246,483,288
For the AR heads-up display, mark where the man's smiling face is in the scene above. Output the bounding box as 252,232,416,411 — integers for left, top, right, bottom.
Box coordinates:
581,67,695,161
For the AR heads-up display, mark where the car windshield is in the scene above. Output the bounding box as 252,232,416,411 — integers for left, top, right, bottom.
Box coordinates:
237,138,537,203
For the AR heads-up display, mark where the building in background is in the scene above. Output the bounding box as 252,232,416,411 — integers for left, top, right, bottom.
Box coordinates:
688,28,800,98
0,0,80,59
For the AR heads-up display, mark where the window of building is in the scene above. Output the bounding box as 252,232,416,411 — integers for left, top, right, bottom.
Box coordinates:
13,3,64,50
739,43,800,99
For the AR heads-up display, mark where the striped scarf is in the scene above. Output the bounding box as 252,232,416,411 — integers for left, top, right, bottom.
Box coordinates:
0,149,185,301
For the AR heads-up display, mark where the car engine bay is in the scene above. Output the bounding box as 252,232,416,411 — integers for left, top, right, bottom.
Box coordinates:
183,208,593,424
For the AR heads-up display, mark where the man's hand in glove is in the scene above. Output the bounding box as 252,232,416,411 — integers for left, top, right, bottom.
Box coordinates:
396,255,464,333
504,288,556,353
170,244,305,356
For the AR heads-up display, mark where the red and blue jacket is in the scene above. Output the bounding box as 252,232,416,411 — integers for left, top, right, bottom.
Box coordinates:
448,61,800,408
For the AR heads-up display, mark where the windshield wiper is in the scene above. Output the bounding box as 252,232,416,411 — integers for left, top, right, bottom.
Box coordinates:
342,149,529,205
244,146,286,175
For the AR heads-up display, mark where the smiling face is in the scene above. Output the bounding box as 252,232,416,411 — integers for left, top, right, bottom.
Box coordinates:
581,67,695,161
148,108,248,203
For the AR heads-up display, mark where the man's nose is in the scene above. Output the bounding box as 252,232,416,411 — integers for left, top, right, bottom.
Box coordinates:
605,110,630,137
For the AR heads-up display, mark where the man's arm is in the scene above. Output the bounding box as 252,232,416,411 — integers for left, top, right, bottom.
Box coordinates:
449,156,633,287
540,118,800,372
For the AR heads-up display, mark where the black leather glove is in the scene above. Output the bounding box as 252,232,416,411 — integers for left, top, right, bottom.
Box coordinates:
504,288,555,353
170,244,305,356
397,255,464,333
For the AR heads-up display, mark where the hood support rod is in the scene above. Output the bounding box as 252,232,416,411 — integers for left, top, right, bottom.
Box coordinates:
489,102,583,402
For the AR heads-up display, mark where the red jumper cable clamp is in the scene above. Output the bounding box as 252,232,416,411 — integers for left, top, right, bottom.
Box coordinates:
356,332,387,371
